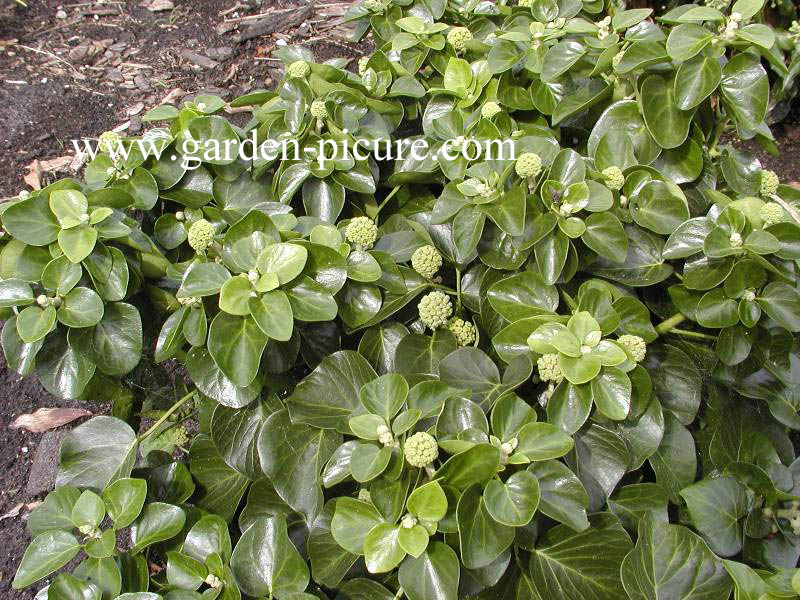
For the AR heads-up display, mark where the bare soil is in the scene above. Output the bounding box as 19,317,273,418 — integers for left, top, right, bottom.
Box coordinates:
0,0,797,598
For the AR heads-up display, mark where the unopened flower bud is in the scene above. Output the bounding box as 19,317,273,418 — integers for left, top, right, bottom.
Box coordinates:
760,202,784,227
418,291,453,330
287,60,311,79
602,166,625,191
447,317,476,347
345,216,378,249
404,432,438,467
481,101,501,119
188,219,215,252
411,245,442,279
401,514,417,529
537,353,563,383
760,170,779,197
447,27,473,53
618,334,646,362
515,152,542,179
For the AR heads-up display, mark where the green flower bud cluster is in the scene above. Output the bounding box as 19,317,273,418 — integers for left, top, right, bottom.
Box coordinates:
596,16,611,40
418,291,453,329
160,425,189,448
401,514,417,529
78,524,102,539
729,232,743,248
475,181,493,197
377,424,394,446
98,130,121,155
704,0,730,10
742,289,756,302
515,152,542,178
358,488,371,502
188,218,215,252
310,100,328,119
404,432,438,467
791,20,800,41
177,296,201,307
448,317,476,347
602,166,625,191
617,334,646,363
358,56,370,76
447,27,473,53
612,50,625,71
36,294,61,308
499,438,518,456
363,0,381,10
481,101,501,118
287,61,310,79
518,0,533,6
411,245,442,279
345,216,378,248
537,353,563,383
760,201,784,227
759,169,779,198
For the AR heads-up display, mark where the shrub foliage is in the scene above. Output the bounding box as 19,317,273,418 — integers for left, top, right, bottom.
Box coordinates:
3,0,800,598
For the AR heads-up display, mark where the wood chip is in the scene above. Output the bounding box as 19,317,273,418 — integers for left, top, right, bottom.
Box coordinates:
140,0,174,11
0,502,41,521
235,1,315,43
9,407,92,433
179,50,219,69
127,101,145,116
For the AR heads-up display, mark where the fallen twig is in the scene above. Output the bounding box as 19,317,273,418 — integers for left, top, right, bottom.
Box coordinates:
235,1,314,43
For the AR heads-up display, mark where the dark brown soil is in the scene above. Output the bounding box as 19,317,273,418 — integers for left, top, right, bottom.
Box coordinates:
0,353,97,597
0,0,370,197
0,1,797,598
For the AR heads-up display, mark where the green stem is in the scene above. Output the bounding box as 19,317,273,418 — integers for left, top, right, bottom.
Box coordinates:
138,390,196,442
375,185,401,218
456,268,462,311
776,508,800,520
668,328,717,341
560,289,577,311
429,283,458,296
394,587,405,600
708,116,730,155
655,313,686,335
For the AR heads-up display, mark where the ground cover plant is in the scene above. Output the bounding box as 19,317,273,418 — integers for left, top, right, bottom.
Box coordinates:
1,0,800,598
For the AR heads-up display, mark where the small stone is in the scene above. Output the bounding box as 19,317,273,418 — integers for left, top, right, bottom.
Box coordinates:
26,431,67,497
105,67,124,83
206,46,233,61
180,50,219,69
56,9,67,19
134,74,151,91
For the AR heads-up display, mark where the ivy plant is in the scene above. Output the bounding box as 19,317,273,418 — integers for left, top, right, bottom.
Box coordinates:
3,0,800,599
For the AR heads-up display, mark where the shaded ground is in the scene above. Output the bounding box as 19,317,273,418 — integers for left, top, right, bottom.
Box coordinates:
0,0,798,598
0,0,369,197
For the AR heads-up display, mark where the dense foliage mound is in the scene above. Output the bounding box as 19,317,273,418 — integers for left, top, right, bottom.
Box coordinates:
2,0,800,598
